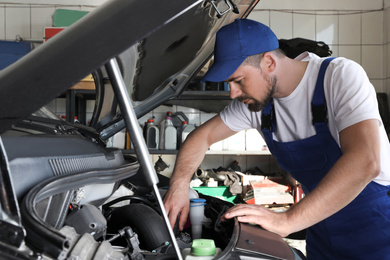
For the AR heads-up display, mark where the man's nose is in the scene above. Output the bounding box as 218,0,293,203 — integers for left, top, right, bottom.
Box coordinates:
229,84,242,99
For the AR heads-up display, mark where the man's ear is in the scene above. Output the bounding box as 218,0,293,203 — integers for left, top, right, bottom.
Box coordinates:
261,52,276,73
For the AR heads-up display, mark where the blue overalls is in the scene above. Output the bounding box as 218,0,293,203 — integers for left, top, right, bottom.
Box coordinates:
261,58,390,259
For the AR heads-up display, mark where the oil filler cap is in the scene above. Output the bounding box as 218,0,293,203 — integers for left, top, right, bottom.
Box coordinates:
191,239,216,256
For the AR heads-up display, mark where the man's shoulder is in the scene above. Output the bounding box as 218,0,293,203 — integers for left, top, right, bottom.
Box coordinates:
225,99,254,117
296,52,353,65
324,57,365,82
297,53,362,79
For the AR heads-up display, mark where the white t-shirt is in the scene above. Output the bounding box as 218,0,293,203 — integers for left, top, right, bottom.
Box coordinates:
220,52,390,185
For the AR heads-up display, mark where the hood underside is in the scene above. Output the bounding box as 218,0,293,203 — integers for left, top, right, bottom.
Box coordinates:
0,0,260,135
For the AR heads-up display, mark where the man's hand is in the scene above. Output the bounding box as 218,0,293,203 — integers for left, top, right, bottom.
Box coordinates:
223,119,381,239
163,115,237,230
222,204,291,237
163,182,190,231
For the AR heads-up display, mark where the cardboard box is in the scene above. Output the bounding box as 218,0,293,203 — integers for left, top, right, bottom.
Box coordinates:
236,172,265,186
248,179,294,205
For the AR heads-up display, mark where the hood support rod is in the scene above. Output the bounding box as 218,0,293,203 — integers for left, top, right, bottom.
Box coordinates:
105,58,183,260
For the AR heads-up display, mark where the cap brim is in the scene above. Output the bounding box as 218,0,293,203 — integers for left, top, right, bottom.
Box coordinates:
201,57,246,83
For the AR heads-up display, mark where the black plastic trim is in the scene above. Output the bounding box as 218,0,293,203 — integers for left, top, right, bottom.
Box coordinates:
21,162,139,259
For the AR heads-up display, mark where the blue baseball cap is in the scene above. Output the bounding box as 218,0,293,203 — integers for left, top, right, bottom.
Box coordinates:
202,19,279,82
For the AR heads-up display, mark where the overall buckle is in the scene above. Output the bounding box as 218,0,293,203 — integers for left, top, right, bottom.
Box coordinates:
312,103,328,125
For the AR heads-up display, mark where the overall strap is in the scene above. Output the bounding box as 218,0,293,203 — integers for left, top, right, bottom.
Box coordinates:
261,98,275,132
312,57,336,132
261,57,337,137
260,99,276,153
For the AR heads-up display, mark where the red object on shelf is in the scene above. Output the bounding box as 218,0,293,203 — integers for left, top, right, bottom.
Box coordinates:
294,184,305,204
44,27,65,42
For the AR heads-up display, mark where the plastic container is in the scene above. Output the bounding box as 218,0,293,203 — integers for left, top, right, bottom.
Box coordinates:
107,128,126,149
190,198,206,240
188,187,199,200
181,121,196,143
146,119,159,149
163,116,177,150
159,111,173,149
104,185,134,207
143,121,148,140
182,239,222,260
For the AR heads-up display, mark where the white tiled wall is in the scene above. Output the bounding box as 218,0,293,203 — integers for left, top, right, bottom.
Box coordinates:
258,0,383,11
0,3,98,41
1,1,389,178
31,7,56,39
248,6,388,94
4,0,106,4
293,13,316,40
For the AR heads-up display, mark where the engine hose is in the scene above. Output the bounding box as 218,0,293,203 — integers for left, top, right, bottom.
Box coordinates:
103,195,160,215
107,203,171,251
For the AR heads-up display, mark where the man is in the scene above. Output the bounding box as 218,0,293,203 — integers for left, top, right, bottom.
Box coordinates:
163,19,390,259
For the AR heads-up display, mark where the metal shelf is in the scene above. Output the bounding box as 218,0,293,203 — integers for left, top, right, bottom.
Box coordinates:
123,149,271,156
206,150,271,155
178,90,231,100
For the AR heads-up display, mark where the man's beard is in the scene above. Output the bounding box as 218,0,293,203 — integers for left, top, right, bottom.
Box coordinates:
238,76,277,112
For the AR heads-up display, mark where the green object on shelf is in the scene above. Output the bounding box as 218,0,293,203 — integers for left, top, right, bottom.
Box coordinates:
193,186,238,204
191,239,216,256
53,9,89,27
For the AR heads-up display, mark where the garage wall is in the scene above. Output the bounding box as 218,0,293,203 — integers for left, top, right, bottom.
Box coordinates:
0,3,97,41
1,0,106,4
1,1,387,98
257,0,383,11
249,0,388,95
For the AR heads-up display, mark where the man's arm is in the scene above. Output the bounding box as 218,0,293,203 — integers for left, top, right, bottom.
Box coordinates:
223,119,381,237
164,114,236,230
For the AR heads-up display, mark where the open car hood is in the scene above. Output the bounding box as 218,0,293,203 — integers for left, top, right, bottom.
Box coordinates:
0,0,259,138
